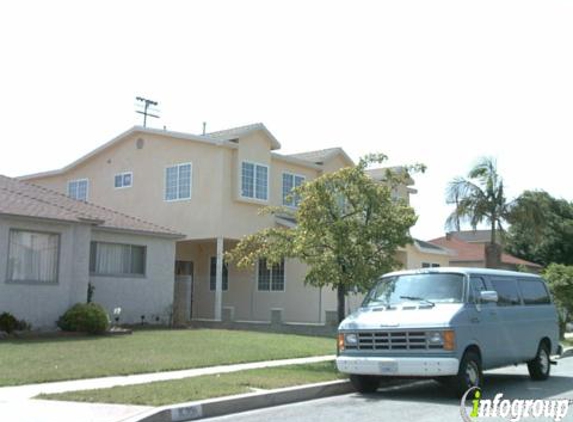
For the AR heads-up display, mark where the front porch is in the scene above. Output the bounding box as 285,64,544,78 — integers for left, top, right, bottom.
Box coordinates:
172,237,364,326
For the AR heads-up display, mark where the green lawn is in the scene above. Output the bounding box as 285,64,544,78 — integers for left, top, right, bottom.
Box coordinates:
0,329,335,386
38,361,344,406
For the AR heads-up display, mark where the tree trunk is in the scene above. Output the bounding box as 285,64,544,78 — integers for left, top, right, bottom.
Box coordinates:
485,242,502,269
337,284,346,323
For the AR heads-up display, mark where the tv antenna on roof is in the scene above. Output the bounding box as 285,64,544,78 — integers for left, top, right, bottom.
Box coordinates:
135,96,160,127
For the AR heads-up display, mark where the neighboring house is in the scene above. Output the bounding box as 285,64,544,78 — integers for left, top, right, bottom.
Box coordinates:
0,175,183,329
19,123,449,324
429,232,542,272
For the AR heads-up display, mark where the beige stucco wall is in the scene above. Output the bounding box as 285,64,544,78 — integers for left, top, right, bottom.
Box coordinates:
402,244,451,269
26,130,325,242
0,216,91,329
90,229,177,325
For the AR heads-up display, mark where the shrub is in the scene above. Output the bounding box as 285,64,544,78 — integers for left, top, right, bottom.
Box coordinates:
0,312,29,333
57,303,110,335
0,312,18,333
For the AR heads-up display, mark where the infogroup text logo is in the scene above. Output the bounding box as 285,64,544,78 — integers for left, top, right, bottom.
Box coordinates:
460,387,571,422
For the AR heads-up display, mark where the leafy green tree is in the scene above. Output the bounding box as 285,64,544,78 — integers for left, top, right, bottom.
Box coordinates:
226,154,423,323
543,263,573,338
506,190,573,267
446,157,510,268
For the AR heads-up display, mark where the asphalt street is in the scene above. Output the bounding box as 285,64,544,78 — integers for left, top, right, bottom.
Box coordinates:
206,356,573,422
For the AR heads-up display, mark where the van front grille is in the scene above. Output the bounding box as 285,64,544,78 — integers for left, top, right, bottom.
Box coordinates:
345,331,444,351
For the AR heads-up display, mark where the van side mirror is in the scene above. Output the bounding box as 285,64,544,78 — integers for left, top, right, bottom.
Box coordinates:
480,290,498,303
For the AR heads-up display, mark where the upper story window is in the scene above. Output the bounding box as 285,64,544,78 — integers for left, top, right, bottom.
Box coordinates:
257,258,285,291
90,242,146,276
7,229,59,283
209,257,229,291
421,262,440,268
241,162,268,201
165,163,192,201
114,172,133,189
282,173,305,207
68,179,89,201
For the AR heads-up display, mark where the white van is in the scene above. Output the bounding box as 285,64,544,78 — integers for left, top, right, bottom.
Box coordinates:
336,268,561,396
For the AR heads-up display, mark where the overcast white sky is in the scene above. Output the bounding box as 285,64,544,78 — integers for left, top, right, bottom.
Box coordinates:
1,1,572,240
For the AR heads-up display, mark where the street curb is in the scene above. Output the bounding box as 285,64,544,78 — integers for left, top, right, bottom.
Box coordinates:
560,347,573,359
119,380,353,422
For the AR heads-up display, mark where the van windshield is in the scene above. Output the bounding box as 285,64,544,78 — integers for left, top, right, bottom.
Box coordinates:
363,273,465,307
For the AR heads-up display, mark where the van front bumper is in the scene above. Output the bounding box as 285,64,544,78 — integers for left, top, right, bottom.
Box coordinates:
336,356,459,377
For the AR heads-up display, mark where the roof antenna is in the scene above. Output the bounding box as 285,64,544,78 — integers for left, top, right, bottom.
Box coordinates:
202,122,207,135
135,97,160,128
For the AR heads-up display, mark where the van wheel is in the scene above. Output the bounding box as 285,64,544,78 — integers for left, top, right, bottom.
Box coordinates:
350,374,380,393
450,351,483,398
528,342,550,381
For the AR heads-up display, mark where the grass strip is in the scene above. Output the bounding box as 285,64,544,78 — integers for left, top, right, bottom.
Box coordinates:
37,361,345,406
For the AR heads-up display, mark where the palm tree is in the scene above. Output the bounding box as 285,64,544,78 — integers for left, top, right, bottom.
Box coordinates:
446,157,510,268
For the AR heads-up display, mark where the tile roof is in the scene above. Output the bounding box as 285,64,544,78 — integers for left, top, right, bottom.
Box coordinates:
287,147,345,164
205,123,265,140
204,122,281,150
0,175,183,237
448,230,493,243
428,235,541,268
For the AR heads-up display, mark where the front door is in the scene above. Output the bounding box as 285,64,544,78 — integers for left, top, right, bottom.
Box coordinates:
175,260,194,319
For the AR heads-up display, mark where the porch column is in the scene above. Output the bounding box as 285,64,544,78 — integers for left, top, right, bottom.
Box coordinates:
214,236,223,321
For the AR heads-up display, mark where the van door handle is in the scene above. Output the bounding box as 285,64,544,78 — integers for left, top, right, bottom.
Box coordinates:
470,317,480,323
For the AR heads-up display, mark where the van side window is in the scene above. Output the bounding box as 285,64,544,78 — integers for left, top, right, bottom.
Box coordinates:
519,279,551,305
490,278,521,306
469,276,487,303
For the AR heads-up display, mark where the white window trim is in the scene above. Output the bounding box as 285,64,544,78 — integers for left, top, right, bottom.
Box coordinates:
114,171,133,189
164,162,193,202
67,178,89,201
240,160,269,203
282,172,306,207
256,258,286,292
209,256,229,292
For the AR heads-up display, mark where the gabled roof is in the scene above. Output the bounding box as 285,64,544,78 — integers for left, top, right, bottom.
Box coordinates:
19,123,281,180
447,230,493,243
287,147,354,166
413,239,450,255
204,122,281,150
429,235,541,268
0,175,183,238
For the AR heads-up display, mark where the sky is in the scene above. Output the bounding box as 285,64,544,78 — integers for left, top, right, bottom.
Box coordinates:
1,1,572,240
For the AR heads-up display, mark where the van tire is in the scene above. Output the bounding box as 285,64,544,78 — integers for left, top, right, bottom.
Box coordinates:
528,342,550,381
350,374,380,393
450,351,483,398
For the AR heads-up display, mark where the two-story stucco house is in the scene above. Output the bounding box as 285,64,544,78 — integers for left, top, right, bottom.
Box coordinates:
20,123,450,324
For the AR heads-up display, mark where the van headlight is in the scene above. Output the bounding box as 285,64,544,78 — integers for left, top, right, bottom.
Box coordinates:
427,331,443,344
345,333,358,346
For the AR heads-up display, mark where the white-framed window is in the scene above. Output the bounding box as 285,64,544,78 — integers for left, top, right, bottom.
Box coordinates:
68,179,89,201
421,262,441,268
165,163,192,201
241,161,268,201
114,172,133,189
257,258,285,291
209,257,229,291
89,242,146,276
282,172,305,207
7,229,60,283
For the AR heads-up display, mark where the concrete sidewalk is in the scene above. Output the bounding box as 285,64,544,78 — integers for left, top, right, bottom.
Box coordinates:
0,355,335,400
0,355,335,422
